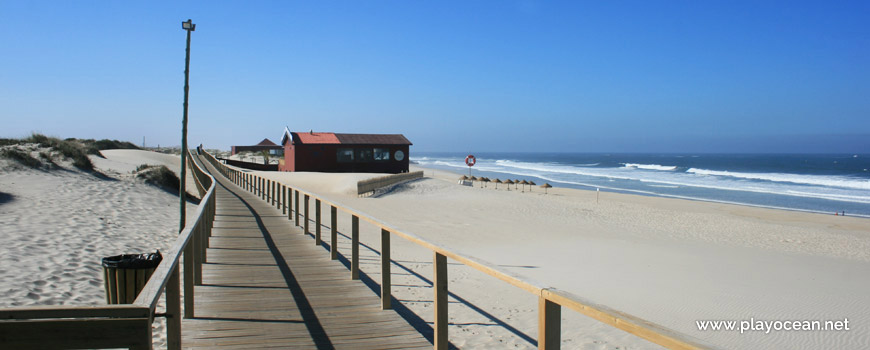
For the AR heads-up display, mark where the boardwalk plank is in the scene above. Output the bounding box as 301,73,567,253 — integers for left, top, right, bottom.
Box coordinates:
182,162,431,349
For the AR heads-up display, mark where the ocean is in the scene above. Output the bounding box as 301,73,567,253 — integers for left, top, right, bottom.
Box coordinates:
411,152,870,217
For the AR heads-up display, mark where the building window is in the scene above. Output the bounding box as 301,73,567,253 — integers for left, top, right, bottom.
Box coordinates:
356,148,374,162
337,148,354,162
373,148,390,161
394,150,405,161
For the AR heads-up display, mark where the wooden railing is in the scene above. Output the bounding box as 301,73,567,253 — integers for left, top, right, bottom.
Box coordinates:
202,151,721,350
357,170,424,195
0,150,216,350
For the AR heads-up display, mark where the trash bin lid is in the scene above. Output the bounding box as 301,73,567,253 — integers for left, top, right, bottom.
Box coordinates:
102,250,163,269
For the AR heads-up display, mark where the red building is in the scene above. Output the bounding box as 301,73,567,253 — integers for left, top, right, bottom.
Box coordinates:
279,129,412,173
231,138,283,156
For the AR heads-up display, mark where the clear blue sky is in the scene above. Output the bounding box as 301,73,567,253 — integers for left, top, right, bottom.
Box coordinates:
1,1,868,153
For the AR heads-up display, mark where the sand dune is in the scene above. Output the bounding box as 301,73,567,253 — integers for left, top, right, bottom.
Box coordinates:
0,149,198,349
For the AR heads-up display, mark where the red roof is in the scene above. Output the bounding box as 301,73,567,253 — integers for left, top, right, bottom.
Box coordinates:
289,132,411,145
294,132,341,144
255,138,278,146
335,133,411,145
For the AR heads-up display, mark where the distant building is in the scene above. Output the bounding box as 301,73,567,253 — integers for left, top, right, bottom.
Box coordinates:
231,138,283,156
279,128,412,173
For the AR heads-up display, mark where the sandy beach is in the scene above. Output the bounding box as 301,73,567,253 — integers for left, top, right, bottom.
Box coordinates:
248,163,870,349
3,147,868,349
0,148,199,348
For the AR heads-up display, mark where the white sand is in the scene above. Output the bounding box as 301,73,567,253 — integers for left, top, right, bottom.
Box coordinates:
0,148,199,349
249,164,870,349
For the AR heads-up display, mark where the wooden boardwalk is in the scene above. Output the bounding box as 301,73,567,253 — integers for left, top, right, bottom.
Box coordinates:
181,160,431,349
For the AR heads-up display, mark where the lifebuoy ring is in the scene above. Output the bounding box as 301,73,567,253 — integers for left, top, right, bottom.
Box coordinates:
465,155,476,167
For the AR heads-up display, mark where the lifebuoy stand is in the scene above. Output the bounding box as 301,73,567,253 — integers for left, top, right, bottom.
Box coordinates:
465,155,476,177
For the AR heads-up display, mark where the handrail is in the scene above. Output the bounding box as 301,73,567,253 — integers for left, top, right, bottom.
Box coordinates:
0,149,216,350
357,170,423,195
201,150,721,350
133,150,214,312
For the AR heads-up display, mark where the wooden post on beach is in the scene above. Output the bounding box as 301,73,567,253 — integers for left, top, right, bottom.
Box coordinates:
287,187,293,221
304,195,310,236
194,225,203,285
295,190,300,227
183,239,195,318
331,206,338,260
538,297,561,350
167,265,181,350
434,252,448,350
282,185,287,215
351,215,359,280
381,229,391,310
315,199,322,245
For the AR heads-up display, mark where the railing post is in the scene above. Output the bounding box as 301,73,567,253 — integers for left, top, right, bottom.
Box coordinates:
434,252,448,350
183,237,195,318
282,185,287,215
194,225,203,285
295,190,300,227
167,264,181,350
304,195,310,236
351,215,359,280
315,199,322,245
287,187,293,221
381,228,391,309
330,206,338,260
538,296,561,350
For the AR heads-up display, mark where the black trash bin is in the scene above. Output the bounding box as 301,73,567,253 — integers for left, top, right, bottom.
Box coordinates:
102,251,163,304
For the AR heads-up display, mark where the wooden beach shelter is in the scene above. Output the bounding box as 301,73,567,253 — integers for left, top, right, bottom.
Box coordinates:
279,128,412,173
481,177,490,188
514,179,521,190
528,181,536,192
504,179,513,191
519,180,528,192
493,178,502,189
541,182,552,194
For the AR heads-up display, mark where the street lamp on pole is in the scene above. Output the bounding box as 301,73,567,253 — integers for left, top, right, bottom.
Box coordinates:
179,19,195,233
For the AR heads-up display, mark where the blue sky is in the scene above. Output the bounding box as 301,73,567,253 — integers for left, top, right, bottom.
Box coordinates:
1,1,868,153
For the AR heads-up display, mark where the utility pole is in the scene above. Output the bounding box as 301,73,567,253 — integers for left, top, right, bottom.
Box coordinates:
179,19,195,233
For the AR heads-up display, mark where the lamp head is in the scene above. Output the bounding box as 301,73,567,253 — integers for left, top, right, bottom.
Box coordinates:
182,19,196,31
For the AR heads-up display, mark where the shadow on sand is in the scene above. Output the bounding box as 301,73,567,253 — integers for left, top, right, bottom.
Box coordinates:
0,191,14,205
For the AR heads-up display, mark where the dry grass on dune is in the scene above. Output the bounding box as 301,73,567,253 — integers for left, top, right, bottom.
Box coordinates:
0,134,140,172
